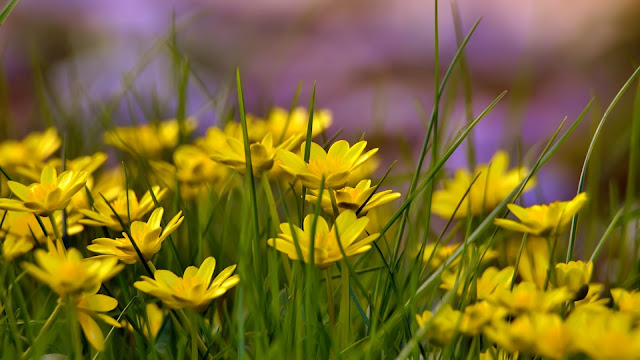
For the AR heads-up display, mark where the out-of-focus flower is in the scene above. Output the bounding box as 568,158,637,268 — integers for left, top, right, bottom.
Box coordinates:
0,128,60,171
104,118,197,158
211,132,301,176
88,207,183,264
568,309,640,360
478,347,518,360
122,303,165,340
441,266,514,299
174,145,229,199
267,210,378,267
277,140,378,189
305,179,400,215
432,151,534,219
611,288,640,319
501,236,549,288
22,240,123,297
555,260,592,294
416,302,506,344
258,107,332,144
0,165,88,216
0,210,84,261
487,281,572,315
66,286,121,351
69,167,124,212
421,242,497,270
494,193,588,236
134,256,239,312
17,152,108,182
79,186,167,231
484,313,572,360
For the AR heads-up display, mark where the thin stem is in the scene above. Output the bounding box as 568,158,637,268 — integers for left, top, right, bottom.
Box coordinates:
22,303,63,359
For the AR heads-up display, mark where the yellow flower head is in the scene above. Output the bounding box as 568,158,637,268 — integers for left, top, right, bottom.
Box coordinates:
268,210,378,267
122,303,165,340
22,240,123,297
568,309,640,360
0,165,88,216
0,210,84,261
261,107,332,144
66,287,122,351
79,186,167,231
441,266,514,300
488,281,572,315
501,236,549,288
104,118,197,158
611,288,640,320
555,260,592,294
69,167,125,212
494,193,588,236
484,313,572,360
305,179,401,215
277,140,378,189
432,151,535,219
174,145,229,199
416,302,505,344
211,132,301,176
88,208,183,264
0,128,60,171
17,152,108,183
134,256,239,312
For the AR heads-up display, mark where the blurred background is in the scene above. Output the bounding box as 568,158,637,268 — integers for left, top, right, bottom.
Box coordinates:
2,0,640,201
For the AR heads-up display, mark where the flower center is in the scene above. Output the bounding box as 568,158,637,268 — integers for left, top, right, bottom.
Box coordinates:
307,155,345,178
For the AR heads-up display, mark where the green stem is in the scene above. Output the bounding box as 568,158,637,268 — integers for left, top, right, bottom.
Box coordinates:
22,303,63,359
325,269,335,328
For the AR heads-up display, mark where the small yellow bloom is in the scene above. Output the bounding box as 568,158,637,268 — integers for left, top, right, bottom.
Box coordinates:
0,210,84,261
305,179,401,215
0,165,88,216
611,288,640,320
122,303,165,340
22,240,123,297
441,266,514,299
0,127,60,171
484,313,572,360
17,152,108,183
267,210,378,267
568,309,640,360
104,118,197,158
494,193,588,236
260,107,332,144
501,236,549,288
555,260,592,294
134,256,239,312
211,132,301,176
79,186,167,231
277,140,378,189
432,151,535,219
487,281,572,315
174,145,229,199
69,167,125,212
66,287,122,351
88,208,183,264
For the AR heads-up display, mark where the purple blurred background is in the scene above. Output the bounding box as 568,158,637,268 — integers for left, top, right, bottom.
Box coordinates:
2,0,640,201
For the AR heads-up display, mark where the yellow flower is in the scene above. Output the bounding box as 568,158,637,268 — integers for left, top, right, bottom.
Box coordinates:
69,167,125,212
0,165,88,216
611,288,640,320
22,240,123,297
484,313,572,360
267,210,378,267
174,145,229,199
422,242,497,270
88,208,183,264
0,210,84,261
66,287,122,351
104,118,197,158
305,179,401,215
555,260,592,294
260,107,332,144
211,132,301,176
494,193,588,236
501,236,549,288
0,127,60,171
487,281,572,315
441,266,514,300
277,140,378,189
17,152,108,183
416,302,505,345
432,151,535,219
568,309,640,360
134,256,239,312
122,303,165,340
79,186,167,230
